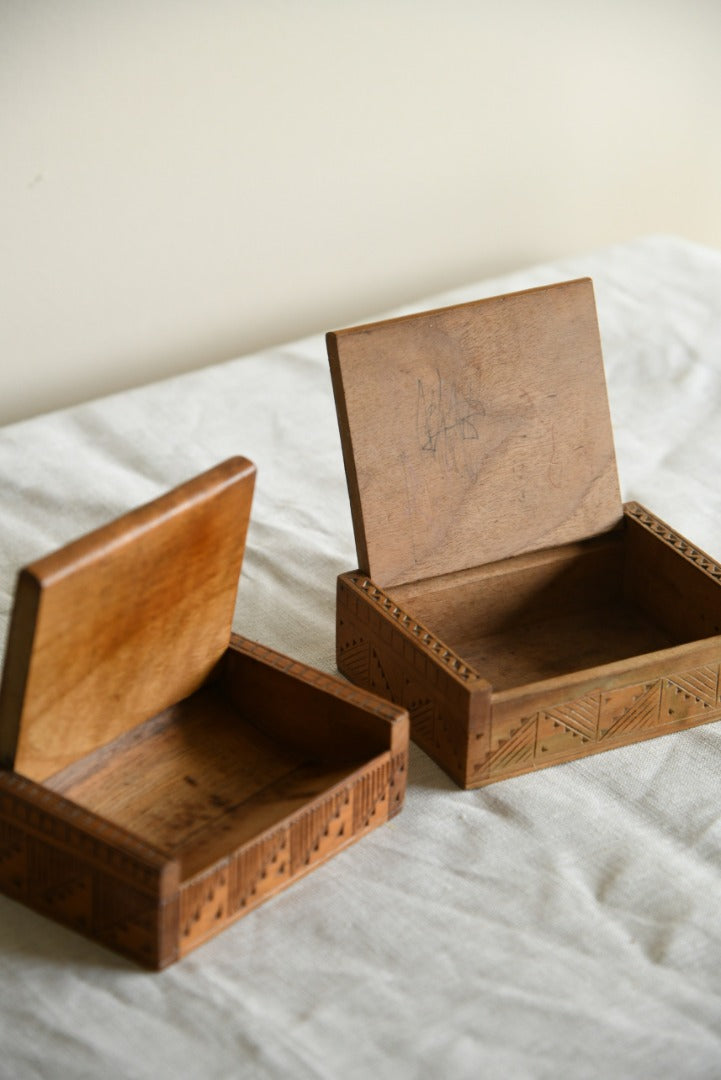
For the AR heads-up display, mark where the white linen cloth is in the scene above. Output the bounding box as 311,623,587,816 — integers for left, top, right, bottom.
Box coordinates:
1,236,721,1079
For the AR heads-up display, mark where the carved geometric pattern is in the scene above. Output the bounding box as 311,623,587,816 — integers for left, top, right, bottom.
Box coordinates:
337,637,371,684
179,865,229,952
177,749,404,957
26,838,92,930
409,699,435,744
660,673,717,725
227,829,289,915
388,749,408,818
339,535,721,785
2,738,403,964
485,717,536,777
600,682,663,740
95,875,167,964
339,569,721,786
666,665,718,707
290,789,353,875
370,647,397,701
484,663,721,781
435,710,467,777
347,575,480,681
625,503,721,583
536,715,591,760
353,757,390,833
0,773,169,965
337,575,481,785
544,694,599,740
0,771,166,891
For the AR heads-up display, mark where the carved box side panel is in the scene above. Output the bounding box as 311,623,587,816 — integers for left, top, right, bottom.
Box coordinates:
0,770,179,968
337,574,489,786
473,660,721,787
178,748,407,958
470,505,721,786
624,503,721,584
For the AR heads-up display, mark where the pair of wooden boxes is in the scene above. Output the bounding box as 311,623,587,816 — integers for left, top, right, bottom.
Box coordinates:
2,277,720,967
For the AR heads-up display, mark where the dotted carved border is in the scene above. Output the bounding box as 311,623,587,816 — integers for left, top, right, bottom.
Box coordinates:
347,575,480,683
625,503,721,583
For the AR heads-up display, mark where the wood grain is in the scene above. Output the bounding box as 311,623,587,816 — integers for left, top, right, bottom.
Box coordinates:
336,505,721,787
0,630,408,966
330,279,721,786
0,457,256,782
328,278,622,588
0,768,180,968
0,455,410,966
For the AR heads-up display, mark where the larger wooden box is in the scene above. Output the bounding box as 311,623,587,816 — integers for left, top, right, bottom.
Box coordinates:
327,279,721,788
0,458,408,967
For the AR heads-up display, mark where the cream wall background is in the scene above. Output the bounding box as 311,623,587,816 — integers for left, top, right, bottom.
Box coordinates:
1,0,720,425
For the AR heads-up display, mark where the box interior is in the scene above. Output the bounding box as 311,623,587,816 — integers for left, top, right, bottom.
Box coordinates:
388,516,721,696
45,647,385,884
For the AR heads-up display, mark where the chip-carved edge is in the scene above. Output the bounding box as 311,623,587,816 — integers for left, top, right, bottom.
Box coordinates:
346,575,485,685
624,503,721,583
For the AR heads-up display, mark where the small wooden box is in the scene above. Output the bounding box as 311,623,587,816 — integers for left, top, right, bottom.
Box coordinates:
0,459,408,967
327,279,721,788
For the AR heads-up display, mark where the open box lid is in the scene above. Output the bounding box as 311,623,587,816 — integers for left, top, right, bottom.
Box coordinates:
0,457,256,783
327,278,623,589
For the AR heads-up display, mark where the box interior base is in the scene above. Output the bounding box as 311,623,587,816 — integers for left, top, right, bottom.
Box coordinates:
45,678,369,883
389,522,720,695
455,602,672,690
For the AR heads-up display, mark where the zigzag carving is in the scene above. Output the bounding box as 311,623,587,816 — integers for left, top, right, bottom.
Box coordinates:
289,789,351,874
352,758,390,832
660,677,716,724
228,829,289,914
485,717,536,775
602,682,662,739
347,576,479,681
544,694,599,740
626,504,721,582
667,665,718,706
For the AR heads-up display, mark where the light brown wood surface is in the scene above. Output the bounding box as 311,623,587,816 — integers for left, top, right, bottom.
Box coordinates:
328,278,622,588
0,460,410,966
337,504,721,787
0,457,256,782
329,280,721,787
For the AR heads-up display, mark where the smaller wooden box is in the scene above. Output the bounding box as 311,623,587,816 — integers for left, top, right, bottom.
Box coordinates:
0,458,408,967
327,279,721,788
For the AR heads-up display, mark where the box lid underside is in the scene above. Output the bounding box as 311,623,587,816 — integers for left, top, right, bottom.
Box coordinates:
0,457,256,783
328,278,622,589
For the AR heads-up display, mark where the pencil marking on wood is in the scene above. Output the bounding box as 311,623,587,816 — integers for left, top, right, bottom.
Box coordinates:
331,284,721,789
416,370,486,479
